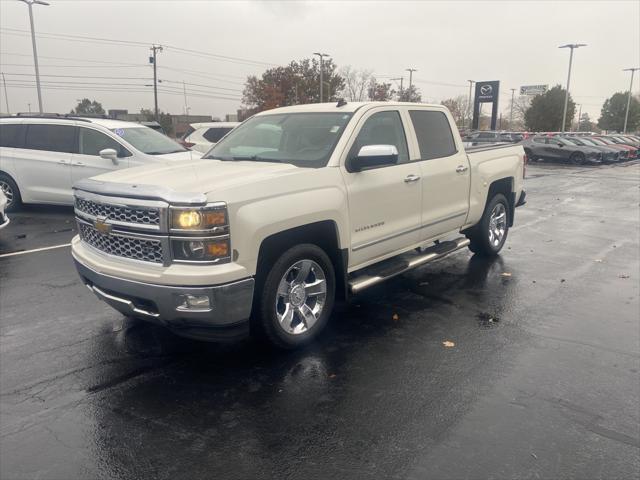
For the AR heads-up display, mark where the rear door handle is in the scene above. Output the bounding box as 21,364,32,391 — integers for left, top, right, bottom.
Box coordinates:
404,174,421,183
74,162,85,167
456,165,468,173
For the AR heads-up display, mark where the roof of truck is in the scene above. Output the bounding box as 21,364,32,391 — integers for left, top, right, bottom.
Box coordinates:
255,101,443,115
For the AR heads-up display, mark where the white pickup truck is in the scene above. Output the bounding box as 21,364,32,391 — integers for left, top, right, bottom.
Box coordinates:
71,102,526,348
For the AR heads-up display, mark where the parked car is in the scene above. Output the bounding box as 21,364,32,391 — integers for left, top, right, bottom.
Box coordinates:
592,136,639,159
521,136,603,164
72,101,526,347
607,135,640,148
561,136,625,162
0,115,202,211
0,189,9,231
181,122,240,153
464,131,515,143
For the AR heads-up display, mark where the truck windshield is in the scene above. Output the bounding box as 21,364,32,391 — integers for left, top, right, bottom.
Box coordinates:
203,112,353,167
111,127,187,155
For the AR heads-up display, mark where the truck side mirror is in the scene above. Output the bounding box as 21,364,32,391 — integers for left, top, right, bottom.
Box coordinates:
347,145,399,172
99,148,119,165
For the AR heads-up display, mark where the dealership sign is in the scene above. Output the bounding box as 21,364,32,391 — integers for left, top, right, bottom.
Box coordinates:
472,81,500,130
520,85,548,96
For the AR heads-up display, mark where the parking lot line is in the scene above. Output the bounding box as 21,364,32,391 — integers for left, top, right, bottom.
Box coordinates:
0,243,72,259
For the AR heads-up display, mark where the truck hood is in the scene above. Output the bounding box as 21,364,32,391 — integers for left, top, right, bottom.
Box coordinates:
84,159,302,196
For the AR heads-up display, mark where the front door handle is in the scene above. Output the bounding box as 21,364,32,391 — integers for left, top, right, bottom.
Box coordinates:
74,162,85,167
456,165,468,173
404,174,421,183
58,160,68,166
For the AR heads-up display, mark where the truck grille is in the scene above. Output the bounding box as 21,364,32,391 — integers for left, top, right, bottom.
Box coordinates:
78,221,164,264
75,197,161,226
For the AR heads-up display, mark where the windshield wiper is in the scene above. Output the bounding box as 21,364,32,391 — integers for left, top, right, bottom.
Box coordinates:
224,155,286,163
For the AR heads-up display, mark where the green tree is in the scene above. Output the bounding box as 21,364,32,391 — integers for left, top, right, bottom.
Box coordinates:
71,98,105,115
396,84,421,103
524,85,575,131
139,108,173,136
368,80,395,101
578,113,594,132
242,58,345,112
597,92,640,132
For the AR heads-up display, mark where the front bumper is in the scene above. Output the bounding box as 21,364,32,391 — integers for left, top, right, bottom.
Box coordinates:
75,259,254,340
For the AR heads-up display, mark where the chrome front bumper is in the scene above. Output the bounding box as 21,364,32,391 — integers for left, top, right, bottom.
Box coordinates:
75,260,254,340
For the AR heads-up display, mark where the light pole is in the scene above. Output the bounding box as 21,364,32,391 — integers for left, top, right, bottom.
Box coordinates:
466,80,475,129
313,52,330,103
559,43,586,133
509,88,516,128
150,45,163,121
18,0,49,114
576,104,582,131
622,67,639,133
2,72,9,114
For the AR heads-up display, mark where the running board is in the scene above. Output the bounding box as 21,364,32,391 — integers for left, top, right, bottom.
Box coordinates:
348,237,470,294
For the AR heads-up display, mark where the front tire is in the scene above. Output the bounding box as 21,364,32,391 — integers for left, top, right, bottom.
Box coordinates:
0,173,22,212
255,244,335,349
466,193,510,256
569,152,585,165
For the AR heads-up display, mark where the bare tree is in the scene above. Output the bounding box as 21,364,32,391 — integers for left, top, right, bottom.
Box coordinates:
339,66,375,102
441,95,468,126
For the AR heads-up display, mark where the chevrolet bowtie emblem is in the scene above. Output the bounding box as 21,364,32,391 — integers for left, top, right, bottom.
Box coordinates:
94,217,112,235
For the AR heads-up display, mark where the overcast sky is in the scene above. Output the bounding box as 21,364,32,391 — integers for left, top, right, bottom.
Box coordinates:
1,0,638,120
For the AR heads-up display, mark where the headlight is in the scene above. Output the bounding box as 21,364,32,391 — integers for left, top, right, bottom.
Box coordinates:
170,206,227,231
172,238,230,262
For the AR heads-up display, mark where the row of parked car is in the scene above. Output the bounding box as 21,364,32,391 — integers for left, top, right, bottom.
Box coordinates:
0,115,241,213
521,133,640,164
463,129,639,164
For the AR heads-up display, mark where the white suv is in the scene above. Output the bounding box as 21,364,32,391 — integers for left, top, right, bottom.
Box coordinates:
0,116,202,211
182,122,240,153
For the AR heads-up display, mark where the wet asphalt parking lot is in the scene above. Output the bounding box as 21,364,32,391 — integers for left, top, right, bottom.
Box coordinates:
1,162,639,480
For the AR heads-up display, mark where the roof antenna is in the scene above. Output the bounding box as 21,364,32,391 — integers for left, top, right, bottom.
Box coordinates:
336,98,347,107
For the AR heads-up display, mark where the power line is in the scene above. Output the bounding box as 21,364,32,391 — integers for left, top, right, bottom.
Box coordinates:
3,72,152,80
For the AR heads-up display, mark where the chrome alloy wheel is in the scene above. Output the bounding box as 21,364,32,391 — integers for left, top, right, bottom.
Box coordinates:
0,180,14,207
275,259,327,335
488,203,507,248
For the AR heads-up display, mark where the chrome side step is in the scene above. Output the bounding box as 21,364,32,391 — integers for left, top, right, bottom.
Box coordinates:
348,237,470,294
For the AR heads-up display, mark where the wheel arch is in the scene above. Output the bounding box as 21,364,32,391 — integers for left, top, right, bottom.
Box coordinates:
255,220,348,301
487,177,515,227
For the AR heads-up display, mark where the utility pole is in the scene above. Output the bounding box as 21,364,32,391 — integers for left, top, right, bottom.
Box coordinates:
2,73,9,114
466,80,475,129
509,88,516,129
559,43,586,133
313,52,330,103
391,77,404,98
406,68,417,99
182,80,190,116
18,0,49,113
150,45,163,121
622,67,639,133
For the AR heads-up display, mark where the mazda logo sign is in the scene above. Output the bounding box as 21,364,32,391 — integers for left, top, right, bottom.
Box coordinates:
480,85,493,95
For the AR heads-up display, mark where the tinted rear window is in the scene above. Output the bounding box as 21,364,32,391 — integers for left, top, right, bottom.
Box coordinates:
203,127,233,143
25,124,77,153
0,124,26,148
409,110,457,160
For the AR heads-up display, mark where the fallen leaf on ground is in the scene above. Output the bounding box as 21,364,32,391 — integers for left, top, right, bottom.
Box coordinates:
500,272,512,277
442,340,455,348
328,374,337,379
594,259,603,263
392,313,399,321
531,453,538,459
619,274,630,279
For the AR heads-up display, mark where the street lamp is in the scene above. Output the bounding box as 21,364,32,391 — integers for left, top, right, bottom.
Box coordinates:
313,52,329,103
559,43,586,133
406,68,417,94
622,67,639,133
18,0,49,114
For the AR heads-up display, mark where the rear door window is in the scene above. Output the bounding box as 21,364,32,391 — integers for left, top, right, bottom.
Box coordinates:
0,124,26,148
25,124,77,153
409,110,457,160
203,127,233,143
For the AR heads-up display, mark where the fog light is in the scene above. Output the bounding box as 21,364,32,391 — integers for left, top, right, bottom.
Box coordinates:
177,294,211,311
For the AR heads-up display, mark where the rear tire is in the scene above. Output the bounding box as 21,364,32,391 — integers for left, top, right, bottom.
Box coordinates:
466,193,510,257
0,173,22,212
254,244,335,349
